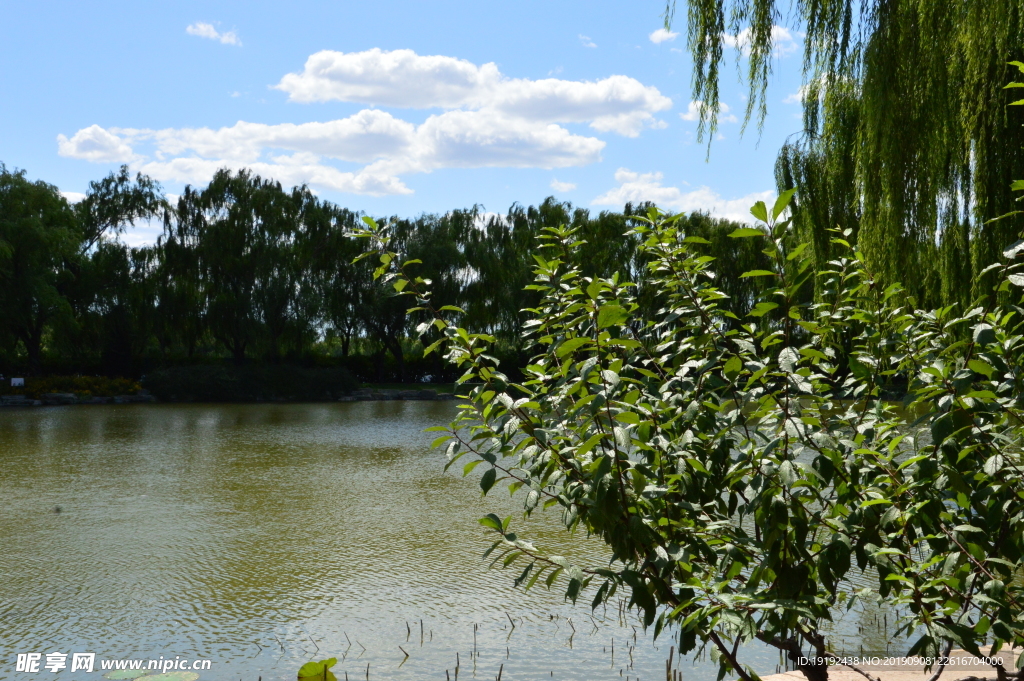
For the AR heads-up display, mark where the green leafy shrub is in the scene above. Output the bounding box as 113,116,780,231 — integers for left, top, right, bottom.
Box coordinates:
357,194,1024,681
0,375,141,398
142,364,357,402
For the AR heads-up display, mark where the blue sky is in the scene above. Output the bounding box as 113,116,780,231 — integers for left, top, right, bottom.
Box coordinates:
0,1,808,244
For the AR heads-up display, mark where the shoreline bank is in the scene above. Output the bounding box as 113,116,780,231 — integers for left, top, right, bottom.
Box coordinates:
0,386,458,407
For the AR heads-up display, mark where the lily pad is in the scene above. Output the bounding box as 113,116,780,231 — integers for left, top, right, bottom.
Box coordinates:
136,673,199,681
104,671,151,680
298,658,337,681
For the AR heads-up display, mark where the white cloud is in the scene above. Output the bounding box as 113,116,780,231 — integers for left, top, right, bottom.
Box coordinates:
648,28,679,44
139,110,418,164
139,156,410,196
679,101,739,124
276,49,495,108
784,75,835,104
57,125,139,163
61,109,604,197
783,86,806,104
59,48,674,197
121,218,167,247
61,191,86,204
273,49,670,136
473,211,508,230
186,22,241,46
722,25,799,57
579,34,597,48
592,168,774,224
550,179,576,192
403,110,603,171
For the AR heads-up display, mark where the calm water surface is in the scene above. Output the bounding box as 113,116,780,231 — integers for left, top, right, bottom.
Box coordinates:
0,402,889,681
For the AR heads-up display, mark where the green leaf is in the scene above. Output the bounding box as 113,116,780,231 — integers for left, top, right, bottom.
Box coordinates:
556,337,590,357
772,189,797,220
597,304,630,328
973,323,996,344
968,359,993,378
480,467,497,494
577,432,606,456
786,241,810,261
749,201,769,223
723,355,743,377
728,227,765,238
779,460,798,486
749,302,778,317
423,338,444,356
298,658,338,680
1002,239,1024,259
739,270,777,278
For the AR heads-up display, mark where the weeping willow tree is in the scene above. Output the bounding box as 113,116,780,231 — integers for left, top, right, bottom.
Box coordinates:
670,0,1024,307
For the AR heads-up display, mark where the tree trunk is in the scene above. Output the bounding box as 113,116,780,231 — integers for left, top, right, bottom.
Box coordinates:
232,340,247,365
761,634,832,681
22,319,45,376
384,335,405,383
341,327,351,358
374,348,384,383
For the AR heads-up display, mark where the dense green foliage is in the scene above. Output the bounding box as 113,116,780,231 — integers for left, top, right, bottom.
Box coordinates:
0,374,141,399
669,0,1024,310
142,365,357,402
361,192,1024,681
0,163,771,383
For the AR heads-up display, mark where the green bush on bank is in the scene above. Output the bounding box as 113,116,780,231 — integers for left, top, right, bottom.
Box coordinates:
142,364,358,402
0,375,142,399
359,188,1024,681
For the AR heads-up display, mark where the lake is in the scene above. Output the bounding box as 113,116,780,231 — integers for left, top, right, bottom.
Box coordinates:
0,402,890,681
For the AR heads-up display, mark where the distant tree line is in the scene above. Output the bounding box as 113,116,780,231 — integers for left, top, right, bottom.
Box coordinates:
0,164,773,382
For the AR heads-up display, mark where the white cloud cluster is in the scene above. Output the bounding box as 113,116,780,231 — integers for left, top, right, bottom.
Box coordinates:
592,168,774,224
783,75,834,104
783,86,807,104
58,112,605,196
648,28,679,44
186,22,241,46
274,49,670,136
57,125,139,163
59,49,671,196
550,179,577,192
722,25,799,57
680,101,739,124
